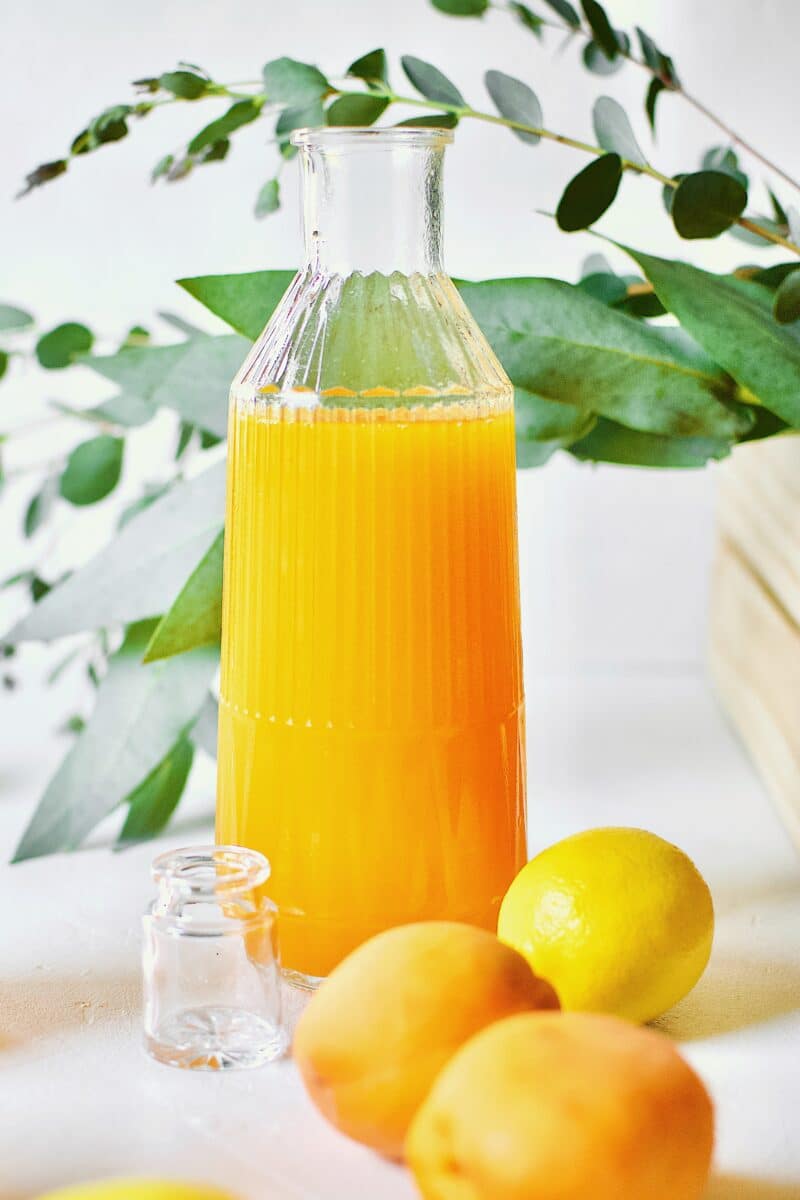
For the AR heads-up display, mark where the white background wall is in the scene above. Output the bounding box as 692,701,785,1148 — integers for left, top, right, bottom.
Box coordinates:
1,0,796,678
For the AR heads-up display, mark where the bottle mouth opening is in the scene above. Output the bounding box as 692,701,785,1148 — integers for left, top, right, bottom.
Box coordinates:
291,125,455,150
152,845,271,894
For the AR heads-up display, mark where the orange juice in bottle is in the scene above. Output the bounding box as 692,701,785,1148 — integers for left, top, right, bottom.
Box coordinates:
217,128,526,985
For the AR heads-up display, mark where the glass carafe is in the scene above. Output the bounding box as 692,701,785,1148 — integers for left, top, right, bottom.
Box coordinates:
217,127,526,987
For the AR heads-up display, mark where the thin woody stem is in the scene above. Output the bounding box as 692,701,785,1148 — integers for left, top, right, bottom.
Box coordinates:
382,90,800,256
493,0,800,194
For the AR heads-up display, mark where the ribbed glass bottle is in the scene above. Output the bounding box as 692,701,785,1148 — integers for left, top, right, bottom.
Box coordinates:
217,127,526,986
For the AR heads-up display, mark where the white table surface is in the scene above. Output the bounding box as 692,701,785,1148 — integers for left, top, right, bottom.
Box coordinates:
2,668,800,1200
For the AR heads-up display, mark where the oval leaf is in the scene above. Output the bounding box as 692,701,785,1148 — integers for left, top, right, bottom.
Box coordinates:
262,57,329,106
431,0,488,12
36,322,94,369
541,0,581,26
592,96,645,165
159,70,207,99
645,77,666,133
187,99,262,155
396,113,459,129
59,435,124,506
401,56,466,107
485,70,542,144
671,170,747,239
347,49,388,88
254,178,280,218
581,0,619,57
570,418,730,467
326,93,389,126
0,304,34,331
774,270,800,325
509,4,544,36
556,153,622,232
582,40,624,75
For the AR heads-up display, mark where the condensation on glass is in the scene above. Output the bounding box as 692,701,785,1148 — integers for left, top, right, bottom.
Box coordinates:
217,127,527,990
142,845,286,1069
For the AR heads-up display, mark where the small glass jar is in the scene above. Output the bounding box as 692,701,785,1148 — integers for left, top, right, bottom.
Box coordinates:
142,845,287,1069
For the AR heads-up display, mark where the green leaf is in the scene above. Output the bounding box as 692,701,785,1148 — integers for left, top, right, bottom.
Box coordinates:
17,160,68,197
661,174,686,215
457,276,749,438
88,104,132,146
748,262,799,291
460,274,748,439
347,49,389,88
199,138,229,163
768,187,788,227
159,70,208,99
86,334,249,437
262,57,329,106
275,100,325,143
254,178,281,217
577,272,628,305
636,27,678,86
24,477,58,538
484,71,542,144
187,99,262,154
701,145,748,191
509,4,544,36
583,41,623,75
59,436,124,506
645,77,666,133
556,153,622,231
0,351,7,381
569,418,731,467
580,0,619,57
7,461,225,643
728,215,785,247
592,96,645,164
623,247,800,427
12,621,217,860
152,153,174,182
327,93,389,126
116,735,194,846
191,693,219,759
396,113,459,129
515,387,596,466
541,0,580,26
431,0,488,13
401,56,466,107
0,304,34,331
671,170,747,239
36,322,94,369
773,270,800,325
178,269,295,340
143,531,224,662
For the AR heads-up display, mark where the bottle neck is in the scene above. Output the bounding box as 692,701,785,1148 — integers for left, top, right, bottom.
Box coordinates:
294,128,450,277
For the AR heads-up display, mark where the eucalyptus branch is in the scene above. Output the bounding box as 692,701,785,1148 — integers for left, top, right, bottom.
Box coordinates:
380,89,800,255
495,0,800,195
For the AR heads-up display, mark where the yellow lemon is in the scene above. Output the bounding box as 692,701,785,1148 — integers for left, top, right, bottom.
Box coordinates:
35,1182,238,1200
497,827,714,1023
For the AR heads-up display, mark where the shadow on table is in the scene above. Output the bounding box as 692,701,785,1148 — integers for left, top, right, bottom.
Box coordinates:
655,948,800,1041
0,969,140,1049
707,1174,800,1199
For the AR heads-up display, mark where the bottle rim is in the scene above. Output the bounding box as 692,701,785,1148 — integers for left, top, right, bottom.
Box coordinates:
291,125,455,149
